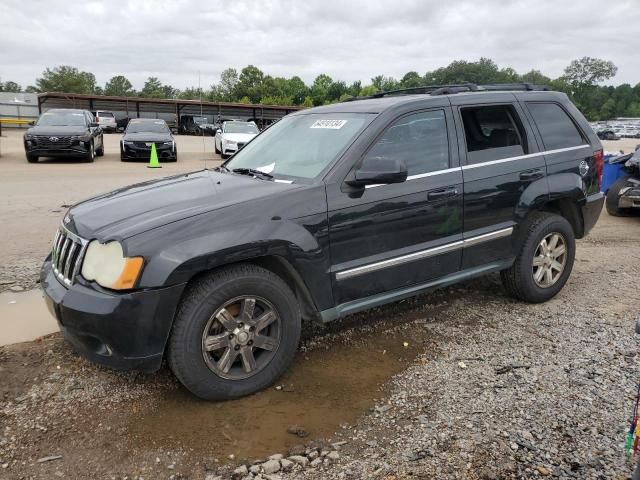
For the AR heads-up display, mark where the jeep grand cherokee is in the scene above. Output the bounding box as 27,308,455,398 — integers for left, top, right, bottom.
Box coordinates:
41,83,604,400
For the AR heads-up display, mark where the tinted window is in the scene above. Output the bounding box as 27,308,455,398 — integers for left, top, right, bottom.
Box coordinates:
461,105,525,164
527,103,584,150
97,111,114,118
364,110,449,176
126,120,170,134
37,111,87,127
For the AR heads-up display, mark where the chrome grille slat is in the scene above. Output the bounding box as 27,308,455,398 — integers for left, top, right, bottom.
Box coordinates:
51,227,88,287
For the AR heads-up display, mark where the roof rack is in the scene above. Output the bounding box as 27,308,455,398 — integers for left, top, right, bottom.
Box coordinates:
342,83,550,102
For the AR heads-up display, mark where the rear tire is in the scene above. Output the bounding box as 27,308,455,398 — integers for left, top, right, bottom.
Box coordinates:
606,176,633,216
501,213,575,303
26,154,38,163
96,141,104,157
168,264,301,401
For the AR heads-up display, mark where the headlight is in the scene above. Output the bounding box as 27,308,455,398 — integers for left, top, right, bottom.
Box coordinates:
163,141,173,145
81,240,144,290
123,140,135,145
71,135,90,141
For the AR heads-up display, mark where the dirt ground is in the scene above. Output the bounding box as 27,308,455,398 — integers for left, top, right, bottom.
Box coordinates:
0,130,639,479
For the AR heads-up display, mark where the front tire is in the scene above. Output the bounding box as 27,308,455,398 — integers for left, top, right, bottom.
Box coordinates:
85,141,95,163
96,139,104,157
606,176,633,216
26,153,38,163
168,264,301,400
501,213,575,303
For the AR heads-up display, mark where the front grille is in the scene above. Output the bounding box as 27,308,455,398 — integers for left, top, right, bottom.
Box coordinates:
51,228,88,286
34,136,73,148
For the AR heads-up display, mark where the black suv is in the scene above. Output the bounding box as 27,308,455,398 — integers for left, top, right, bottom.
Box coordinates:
120,118,177,162
41,84,604,400
24,109,104,163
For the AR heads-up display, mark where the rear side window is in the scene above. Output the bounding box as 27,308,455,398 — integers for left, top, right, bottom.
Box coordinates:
365,110,449,176
526,102,584,150
460,105,525,164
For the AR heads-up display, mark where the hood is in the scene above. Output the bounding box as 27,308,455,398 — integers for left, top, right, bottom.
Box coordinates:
26,125,90,136
65,169,302,240
123,132,173,142
221,132,257,143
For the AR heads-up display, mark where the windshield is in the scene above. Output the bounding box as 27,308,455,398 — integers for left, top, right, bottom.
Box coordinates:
37,111,86,127
126,120,170,134
193,117,208,124
225,113,373,180
97,112,114,118
224,122,259,134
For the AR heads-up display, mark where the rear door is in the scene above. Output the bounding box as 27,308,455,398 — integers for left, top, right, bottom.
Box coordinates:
520,98,597,196
451,95,547,269
327,107,463,305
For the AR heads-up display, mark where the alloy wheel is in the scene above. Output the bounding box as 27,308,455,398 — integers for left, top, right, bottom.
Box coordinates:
201,296,281,380
532,232,567,288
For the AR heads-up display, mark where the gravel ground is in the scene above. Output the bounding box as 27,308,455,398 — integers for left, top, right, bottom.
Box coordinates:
1,211,639,480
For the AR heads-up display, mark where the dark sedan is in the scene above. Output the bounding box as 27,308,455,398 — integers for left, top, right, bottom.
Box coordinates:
23,109,104,163
120,119,177,162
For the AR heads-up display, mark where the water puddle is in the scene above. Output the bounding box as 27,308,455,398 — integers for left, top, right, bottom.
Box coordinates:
0,288,58,346
127,324,434,461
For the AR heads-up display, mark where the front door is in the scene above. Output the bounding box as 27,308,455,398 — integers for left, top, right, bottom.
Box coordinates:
326,108,463,305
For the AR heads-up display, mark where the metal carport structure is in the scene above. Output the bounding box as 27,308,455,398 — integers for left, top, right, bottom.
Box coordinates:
37,92,302,127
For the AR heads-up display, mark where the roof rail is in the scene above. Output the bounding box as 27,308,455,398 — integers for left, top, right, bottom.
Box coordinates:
342,82,550,102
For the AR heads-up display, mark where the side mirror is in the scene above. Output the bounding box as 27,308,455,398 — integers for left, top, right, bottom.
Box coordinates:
346,156,408,187
89,122,99,128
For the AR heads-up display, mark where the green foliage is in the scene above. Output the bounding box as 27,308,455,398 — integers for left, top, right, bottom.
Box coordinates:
29,58,636,120
35,66,97,94
0,80,22,92
140,77,165,98
104,75,135,96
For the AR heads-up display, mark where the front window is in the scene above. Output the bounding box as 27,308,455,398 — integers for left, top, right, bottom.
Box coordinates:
225,113,373,181
37,111,87,127
126,120,170,134
224,122,259,134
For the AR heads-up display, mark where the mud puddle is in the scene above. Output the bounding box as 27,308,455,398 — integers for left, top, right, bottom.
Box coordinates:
0,288,58,346
127,322,437,462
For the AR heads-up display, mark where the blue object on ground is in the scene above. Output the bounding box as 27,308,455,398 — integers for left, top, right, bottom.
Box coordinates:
601,161,626,193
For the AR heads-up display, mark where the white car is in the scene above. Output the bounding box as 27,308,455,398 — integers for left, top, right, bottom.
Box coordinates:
214,121,260,158
91,110,117,133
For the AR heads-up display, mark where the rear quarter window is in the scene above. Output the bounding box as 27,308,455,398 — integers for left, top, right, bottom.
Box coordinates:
526,102,585,150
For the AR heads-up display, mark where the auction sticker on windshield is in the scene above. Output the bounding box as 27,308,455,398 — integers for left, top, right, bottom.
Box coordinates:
310,119,347,129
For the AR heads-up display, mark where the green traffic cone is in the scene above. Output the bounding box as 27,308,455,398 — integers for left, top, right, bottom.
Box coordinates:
147,143,161,168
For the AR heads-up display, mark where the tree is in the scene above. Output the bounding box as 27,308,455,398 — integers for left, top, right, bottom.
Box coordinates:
217,68,238,101
104,75,135,96
371,75,398,92
239,96,251,104
561,57,617,88
310,74,333,106
301,96,314,108
519,69,552,85
24,85,39,93
359,85,377,96
286,76,309,104
178,87,203,100
1,80,22,92
400,71,422,89
35,65,97,94
140,77,165,98
162,84,179,98
236,65,264,103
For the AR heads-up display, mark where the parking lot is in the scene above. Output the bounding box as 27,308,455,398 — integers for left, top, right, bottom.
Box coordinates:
0,130,222,291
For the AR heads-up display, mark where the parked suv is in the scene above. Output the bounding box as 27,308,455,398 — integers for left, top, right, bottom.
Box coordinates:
91,110,117,133
41,84,604,400
24,109,104,163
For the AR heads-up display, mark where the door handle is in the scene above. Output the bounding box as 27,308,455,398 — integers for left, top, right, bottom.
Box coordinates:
520,169,544,181
427,188,458,200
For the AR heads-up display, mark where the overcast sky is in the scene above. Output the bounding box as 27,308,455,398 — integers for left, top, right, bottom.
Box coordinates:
1,0,639,90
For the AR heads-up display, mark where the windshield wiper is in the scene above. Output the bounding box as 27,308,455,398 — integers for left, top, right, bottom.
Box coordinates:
232,168,273,179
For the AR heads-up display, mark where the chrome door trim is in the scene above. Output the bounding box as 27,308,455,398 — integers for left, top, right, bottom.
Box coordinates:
335,226,514,281
461,145,589,170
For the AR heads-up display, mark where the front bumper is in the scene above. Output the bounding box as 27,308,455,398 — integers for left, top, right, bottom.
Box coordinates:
25,142,90,158
121,143,176,160
40,255,186,372
618,178,640,209
581,192,604,236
